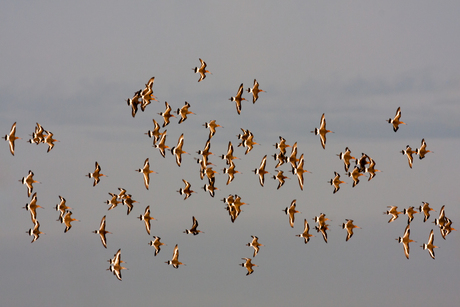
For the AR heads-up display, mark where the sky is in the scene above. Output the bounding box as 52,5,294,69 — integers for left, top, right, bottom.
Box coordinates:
1,1,460,306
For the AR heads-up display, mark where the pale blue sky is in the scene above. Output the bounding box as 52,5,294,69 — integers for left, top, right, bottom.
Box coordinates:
1,1,460,306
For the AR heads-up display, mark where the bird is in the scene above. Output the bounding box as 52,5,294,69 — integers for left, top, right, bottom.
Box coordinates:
272,152,287,168
253,155,269,187
365,157,381,181
140,76,157,111
127,90,141,118
193,58,211,82
149,236,166,256
355,153,369,172
246,236,264,257
176,101,195,124
240,258,257,276
202,176,218,197
62,211,79,233
44,130,58,152
274,136,290,155
314,213,330,228
153,129,169,158
311,113,333,149
145,119,162,145
296,219,314,244
23,192,43,223
401,145,415,168
158,101,175,127
229,83,246,115
222,160,241,185
197,139,213,160
415,138,432,159
28,122,46,144
105,193,121,211
237,128,250,146
293,153,310,191
315,224,330,243
242,131,259,155
337,147,356,172
171,133,189,167
92,215,111,248
203,120,222,138
403,206,419,223
287,142,299,169
4,122,21,155
177,179,196,200
384,206,402,223
397,224,415,259
226,195,248,223
434,205,447,228
246,79,265,103
387,106,406,132
342,219,360,241
220,141,238,165
27,220,44,243
108,249,128,281
184,216,203,235
122,194,137,215
419,202,435,222
165,244,185,268
203,166,218,181
284,199,300,228
136,158,156,189
86,162,107,187
314,213,330,243
138,206,156,235
329,171,346,194
20,170,40,197
117,187,127,200
273,170,289,190
421,229,438,259
55,195,72,222
108,248,126,266
347,165,364,187
440,218,456,239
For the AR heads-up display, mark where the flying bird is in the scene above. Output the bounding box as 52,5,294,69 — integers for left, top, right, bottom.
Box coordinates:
342,219,361,241
193,58,211,82
4,122,21,155
149,236,166,256
387,106,406,132
284,199,301,228
311,113,333,149
92,215,111,248
240,258,257,276
158,101,175,127
229,83,246,115
184,216,203,235
246,79,265,103
253,155,269,187
421,229,438,259
165,244,185,268
138,206,156,235
136,158,156,189
397,224,415,259
296,219,314,244
246,236,263,257
86,162,107,187
20,170,40,197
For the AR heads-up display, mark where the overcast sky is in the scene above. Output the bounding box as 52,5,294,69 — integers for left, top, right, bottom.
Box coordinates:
1,1,460,306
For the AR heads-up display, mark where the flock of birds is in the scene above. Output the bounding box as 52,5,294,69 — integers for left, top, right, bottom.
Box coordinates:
5,58,455,280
